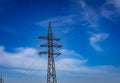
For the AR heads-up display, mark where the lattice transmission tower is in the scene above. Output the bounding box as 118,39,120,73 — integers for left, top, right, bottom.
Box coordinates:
38,22,62,83
0,76,3,83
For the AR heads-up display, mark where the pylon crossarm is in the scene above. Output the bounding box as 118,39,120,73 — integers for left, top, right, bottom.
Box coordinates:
39,51,61,55
40,44,62,48
53,45,62,48
39,36,60,41
53,38,60,41
39,51,48,55
53,52,61,55
39,36,48,40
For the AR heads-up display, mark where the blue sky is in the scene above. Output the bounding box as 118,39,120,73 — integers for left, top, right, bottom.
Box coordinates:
0,0,120,83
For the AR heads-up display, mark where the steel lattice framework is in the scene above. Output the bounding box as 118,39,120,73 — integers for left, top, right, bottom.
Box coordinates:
0,76,3,83
38,22,62,83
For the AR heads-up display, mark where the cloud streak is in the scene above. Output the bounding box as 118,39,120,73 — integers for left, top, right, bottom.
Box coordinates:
70,0,110,52
101,0,120,23
0,45,119,76
90,33,109,52
37,15,76,27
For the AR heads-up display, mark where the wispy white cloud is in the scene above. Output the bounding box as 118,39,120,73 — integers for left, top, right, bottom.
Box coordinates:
71,0,120,24
60,49,83,58
37,15,75,27
0,45,119,77
0,46,85,72
57,58,87,71
101,0,120,23
70,0,110,52
70,0,99,30
36,15,77,34
70,0,87,8
1,45,120,83
106,0,120,11
89,33,109,52
0,46,42,69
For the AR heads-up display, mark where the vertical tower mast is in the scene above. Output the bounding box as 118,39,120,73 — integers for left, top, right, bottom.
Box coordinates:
39,22,62,83
0,76,3,83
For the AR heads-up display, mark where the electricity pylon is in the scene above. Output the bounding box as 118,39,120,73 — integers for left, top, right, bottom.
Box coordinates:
0,76,3,83
38,22,62,83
